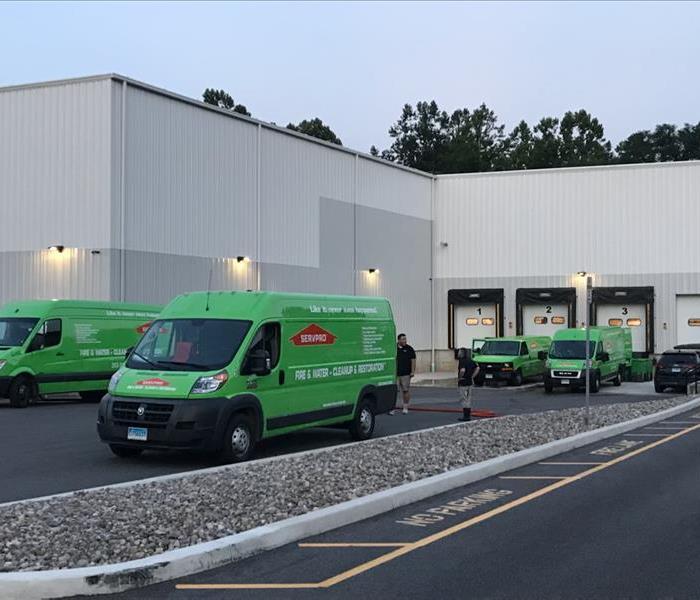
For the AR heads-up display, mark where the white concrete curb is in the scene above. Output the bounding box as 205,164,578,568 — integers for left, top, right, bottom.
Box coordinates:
2,396,699,599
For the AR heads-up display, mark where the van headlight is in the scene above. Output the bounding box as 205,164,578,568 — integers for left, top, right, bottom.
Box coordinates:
108,369,124,394
0,360,6,372
191,371,229,394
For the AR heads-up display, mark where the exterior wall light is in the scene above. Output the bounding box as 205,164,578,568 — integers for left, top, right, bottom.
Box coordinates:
368,268,378,274
577,271,587,277
48,245,65,253
236,256,249,263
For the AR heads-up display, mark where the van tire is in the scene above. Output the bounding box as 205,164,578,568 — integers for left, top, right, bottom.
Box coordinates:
613,371,622,387
79,390,106,403
544,380,553,393
511,370,524,387
109,444,143,458
9,375,36,408
349,398,375,441
591,372,601,393
220,413,256,463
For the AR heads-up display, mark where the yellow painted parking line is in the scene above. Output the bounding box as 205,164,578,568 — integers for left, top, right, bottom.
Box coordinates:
177,423,700,591
663,421,700,425
499,476,569,480
177,583,321,590
299,543,410,548
538,462,605,466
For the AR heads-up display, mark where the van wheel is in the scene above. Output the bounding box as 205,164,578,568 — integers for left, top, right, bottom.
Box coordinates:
349,399,375,441
9,376,36,408
511,370,524,387
109,444,143,458
613,371,622,387
79,390,106,403
220,413,256,463
544,380,553,394
591,372,601,393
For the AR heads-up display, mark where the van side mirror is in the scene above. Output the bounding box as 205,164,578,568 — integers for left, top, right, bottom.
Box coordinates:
538,351,548,361
125,346,134,358
473,348,481,355
598,351,610,362
247,349,271,376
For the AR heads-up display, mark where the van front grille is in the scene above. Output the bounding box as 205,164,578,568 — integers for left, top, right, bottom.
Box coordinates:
112,401,174,424
553,370,579,378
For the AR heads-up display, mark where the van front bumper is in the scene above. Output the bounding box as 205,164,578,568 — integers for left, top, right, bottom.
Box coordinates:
0,377,10,398
97,394,229,452
546,370,585,388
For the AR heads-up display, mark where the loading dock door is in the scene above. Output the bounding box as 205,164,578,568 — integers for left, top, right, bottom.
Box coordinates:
676,296,700,346
596,304,646,352
455,304,497,350
522,304,569,337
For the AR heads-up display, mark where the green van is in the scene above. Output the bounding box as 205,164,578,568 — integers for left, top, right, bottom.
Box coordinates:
97,291,397,461
543,327,633,393
0,300,161,407
471,336,551,386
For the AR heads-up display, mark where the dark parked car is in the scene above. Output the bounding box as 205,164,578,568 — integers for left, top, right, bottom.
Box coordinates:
654,350,700,393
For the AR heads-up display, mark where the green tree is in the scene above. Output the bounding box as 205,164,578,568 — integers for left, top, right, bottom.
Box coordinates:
502,120,534,170
202,88,251,116
616,130,655,163
651,123,682,162
442,104,507,173
384,101,450,172
287,118,342,145
529,117,563,169
678,122,700,160
559,109,612,166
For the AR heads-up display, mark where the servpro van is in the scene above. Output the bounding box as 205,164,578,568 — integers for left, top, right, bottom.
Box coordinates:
0,300,161,407
544,327,632,393
97,291,397,461
472,336,551,386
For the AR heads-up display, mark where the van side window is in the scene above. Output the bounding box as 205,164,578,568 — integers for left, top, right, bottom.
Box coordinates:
520,343,529,356
30,319,62,351
243,323,281,373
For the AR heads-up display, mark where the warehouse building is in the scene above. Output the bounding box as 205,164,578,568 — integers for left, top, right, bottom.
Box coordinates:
1,74,700,370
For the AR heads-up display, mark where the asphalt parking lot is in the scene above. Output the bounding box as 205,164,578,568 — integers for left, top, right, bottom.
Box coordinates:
104,407,700,600
0,381,663,503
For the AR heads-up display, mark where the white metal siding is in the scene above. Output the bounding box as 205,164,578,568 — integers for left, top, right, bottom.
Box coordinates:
122,85,259,259
0,79,113,252
435,162,700,279
259,129,354,267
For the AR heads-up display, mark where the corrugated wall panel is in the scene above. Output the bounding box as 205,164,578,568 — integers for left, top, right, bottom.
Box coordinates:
123,86,258,259
357,158,432,220
260,130,354,267
0,249,111,304
435,162,700,279
0,79,113,252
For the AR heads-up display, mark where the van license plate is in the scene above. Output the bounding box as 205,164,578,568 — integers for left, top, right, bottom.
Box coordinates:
561,379,570,385
672,368,681,373
485,374,493,379
127,427,148,442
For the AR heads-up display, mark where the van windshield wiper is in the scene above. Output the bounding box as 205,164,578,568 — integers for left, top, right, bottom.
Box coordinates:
154,360,211,371
131,350,163,370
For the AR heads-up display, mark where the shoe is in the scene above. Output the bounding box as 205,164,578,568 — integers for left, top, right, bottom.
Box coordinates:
458,408,471,422
388,410,396,415
402,407,409,415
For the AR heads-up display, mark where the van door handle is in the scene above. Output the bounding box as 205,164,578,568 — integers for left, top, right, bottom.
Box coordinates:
279,370,285,385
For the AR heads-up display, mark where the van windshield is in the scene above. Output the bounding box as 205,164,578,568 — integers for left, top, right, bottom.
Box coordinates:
479,341,521,356
549,340,597,360
127,319,252,371
0,318,39,347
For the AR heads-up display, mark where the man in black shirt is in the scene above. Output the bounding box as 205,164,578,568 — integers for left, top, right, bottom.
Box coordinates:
457,347,479,421
393,333,416,415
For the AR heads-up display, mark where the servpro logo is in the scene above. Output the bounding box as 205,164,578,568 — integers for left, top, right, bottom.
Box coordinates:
136,322,153,334
136,378,170,387
290,324,337,346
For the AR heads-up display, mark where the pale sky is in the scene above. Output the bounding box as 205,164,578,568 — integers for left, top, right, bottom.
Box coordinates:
1,1,699,152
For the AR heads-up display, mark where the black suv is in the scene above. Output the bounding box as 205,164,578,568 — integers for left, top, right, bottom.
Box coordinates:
654,350,700,393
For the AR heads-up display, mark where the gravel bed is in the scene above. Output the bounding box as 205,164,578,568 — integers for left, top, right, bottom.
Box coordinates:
0,395,691,572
